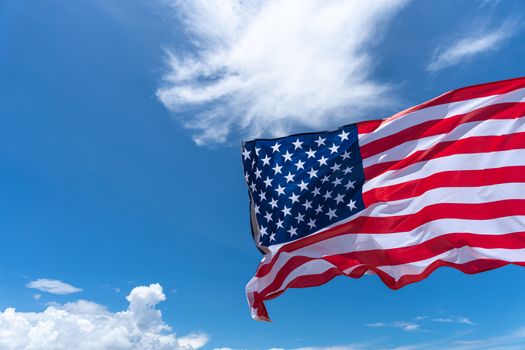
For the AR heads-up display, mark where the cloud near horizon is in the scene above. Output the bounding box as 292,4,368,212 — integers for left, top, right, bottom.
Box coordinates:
0,283,208,350
157,0,408,145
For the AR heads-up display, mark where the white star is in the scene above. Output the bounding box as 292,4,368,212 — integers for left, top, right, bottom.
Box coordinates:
343,166,353,174
295,159,305,170
312,187,321,197
254,168,262,179
276,218,284,229
329,143,339,154
292,138,303,150
347,199,357,211
318,156,328,166
339,130,350,141
275,185,286,196
321,175,330,183
306,148,316,158
332,177,342,186
272,163,283,175
251,159,256,169
302,199,312,210
269,198,278,209
263,176,273,188
255,147,261,156
258,190,266,201
315,204,323,214
315,136,326,147
282,205,291,217
323,190,332,201
261,155,271,166
271,142,281,153
254,204,260,214
259,226,268,236
244,172,249,182
298,180,308,191
307,168,318,178
330,162,341,172
289,192,300,204
326,208,338,220
264,211,273,222
284,172,295,183
283,150,293,162
269,232,276,242
345,179,356,190
341,151,351,160
288,226,298,237
334,193,345,204
295,212,305,223
307,218,317,229
242,148,251,160
249,182,256,192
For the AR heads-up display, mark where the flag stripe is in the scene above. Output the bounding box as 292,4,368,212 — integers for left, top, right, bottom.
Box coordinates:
363,166,525,203
362,148,525,192
360,102,525,160
362,114,525,173
252,247,525,308
358,87,525,146
364,130,525,181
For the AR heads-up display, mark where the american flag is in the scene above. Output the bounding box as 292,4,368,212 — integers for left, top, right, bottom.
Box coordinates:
241,76,525,321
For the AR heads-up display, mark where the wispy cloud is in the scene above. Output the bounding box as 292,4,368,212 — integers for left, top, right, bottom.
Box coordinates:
242,324,525,350
427,20,518,72
365,320,420,332
431,317,475,326
157,0,408,145
26,278,82,295
366,315,474,333
0,283,208,350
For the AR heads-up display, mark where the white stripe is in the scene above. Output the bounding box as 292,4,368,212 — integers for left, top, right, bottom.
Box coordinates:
365,182,525,217
248,215,525,293
359,87,525,146
362,116,525,168
377,246,525,280
363,148,525,192
248,245,525,296
246,259,335,297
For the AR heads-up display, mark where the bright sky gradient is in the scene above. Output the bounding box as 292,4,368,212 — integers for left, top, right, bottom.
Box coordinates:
1,0,525,349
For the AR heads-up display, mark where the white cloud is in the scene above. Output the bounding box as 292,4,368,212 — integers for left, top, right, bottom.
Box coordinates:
366,320,420,332
427,20,518,71
157,0,408,145
431,317,475,326
0,283,208,350
393,321,420,332
26,279,82,295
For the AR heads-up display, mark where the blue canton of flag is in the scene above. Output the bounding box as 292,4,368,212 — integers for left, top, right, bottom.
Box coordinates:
242,125,366,252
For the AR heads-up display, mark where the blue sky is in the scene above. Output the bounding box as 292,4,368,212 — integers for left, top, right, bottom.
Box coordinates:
1,0,525,349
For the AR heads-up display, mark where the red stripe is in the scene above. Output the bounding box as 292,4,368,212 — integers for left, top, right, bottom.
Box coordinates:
360,102,525,160
338,200,525,234
255,199,525,278
257,231,525,299
363,166,525,204
357,119,383,134
251,258,525,321
356,77,525,135
364,131,525,180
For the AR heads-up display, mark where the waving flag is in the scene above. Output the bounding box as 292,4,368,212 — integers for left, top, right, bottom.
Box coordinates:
241,76,525,321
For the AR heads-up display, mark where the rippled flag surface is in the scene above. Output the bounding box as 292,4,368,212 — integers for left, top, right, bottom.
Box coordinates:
241,77,525,321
